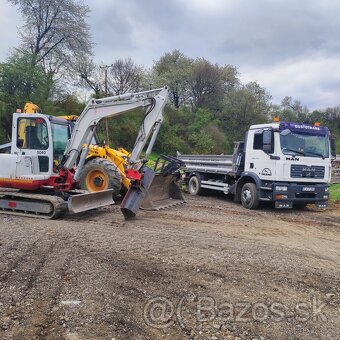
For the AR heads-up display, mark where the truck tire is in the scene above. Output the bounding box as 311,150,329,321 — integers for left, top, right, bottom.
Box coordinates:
188,174,205,195
241,183,260,209
80,158,121,197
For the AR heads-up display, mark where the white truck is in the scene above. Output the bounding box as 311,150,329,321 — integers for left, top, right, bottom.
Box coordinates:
178,121,337,209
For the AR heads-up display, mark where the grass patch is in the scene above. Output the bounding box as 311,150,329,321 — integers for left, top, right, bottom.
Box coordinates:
330,184,340,202
141,151,159,168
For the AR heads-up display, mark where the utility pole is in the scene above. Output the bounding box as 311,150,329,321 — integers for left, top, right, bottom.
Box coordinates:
100,64,113,145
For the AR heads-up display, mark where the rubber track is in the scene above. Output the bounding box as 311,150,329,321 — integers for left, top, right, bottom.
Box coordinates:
0,191,67,219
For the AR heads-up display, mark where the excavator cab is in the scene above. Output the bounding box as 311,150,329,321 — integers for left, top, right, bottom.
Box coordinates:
1,114,56,189
17,114,71,165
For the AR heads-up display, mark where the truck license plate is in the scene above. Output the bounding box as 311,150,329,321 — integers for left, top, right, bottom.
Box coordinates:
302,187,315,192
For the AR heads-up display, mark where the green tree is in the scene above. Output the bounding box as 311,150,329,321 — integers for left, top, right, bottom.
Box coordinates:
106,109,147,150
277,96,309,122
219,83,271,151
8,0,92,103
108,58,144,95
245,81,272,116
186,108,226,153
8,0,92,74
155,105,191,155
77,58,145,99
53,94,85,116
188,58,238,112
324,106,340,133
153,50,193,108
154,106,227,155
0,53,53,141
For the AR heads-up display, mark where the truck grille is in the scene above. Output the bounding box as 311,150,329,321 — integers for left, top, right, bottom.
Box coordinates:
290,165,325,179
295,193,316,199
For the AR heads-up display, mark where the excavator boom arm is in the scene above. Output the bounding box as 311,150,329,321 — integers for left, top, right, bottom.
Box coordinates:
62,87,169,172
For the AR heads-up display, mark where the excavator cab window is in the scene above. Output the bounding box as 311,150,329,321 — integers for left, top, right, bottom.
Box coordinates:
51,123,69,162
17,118,49,150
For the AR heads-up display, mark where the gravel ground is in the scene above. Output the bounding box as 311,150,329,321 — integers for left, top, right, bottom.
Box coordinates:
0,194,339,340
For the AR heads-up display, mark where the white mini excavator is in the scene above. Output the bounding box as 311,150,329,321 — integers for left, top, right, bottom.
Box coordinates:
0,87,183,219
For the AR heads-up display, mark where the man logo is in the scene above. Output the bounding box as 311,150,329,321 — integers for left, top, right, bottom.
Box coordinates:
261,168,272,176
302,167,316,172
286,156,300,161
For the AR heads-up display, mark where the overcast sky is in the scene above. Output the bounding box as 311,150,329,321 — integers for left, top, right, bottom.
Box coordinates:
1,0,339,110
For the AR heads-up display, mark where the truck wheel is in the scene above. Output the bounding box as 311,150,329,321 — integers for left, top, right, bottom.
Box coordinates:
188,174,204,195
80,158,121,197
241,183,260,209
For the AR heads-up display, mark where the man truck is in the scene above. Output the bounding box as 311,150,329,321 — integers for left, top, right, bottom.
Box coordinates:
178,121,336,209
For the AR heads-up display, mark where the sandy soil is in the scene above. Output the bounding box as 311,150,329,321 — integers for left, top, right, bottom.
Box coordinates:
0,194,339,339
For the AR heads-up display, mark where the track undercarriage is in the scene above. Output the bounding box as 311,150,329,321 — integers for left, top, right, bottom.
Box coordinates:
0,189,114,219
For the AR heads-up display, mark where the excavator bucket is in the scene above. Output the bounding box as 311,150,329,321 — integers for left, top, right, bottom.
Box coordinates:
140,173,185,210
120,166,155,219
120,155,185,219
68,189,115,214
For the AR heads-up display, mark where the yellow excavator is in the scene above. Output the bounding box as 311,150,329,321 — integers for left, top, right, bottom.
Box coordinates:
52,113,130,197
18,96,184,215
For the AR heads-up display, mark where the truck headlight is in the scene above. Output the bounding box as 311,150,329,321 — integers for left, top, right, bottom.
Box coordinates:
275,186,288,191
325,187,329,192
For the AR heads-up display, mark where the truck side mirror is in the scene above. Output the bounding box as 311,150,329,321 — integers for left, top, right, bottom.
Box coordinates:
330,136,336,158
262,130,274,154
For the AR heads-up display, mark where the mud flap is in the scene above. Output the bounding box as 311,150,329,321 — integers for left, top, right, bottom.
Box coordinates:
140,173,185,211
120,166,155,220
68,189,114,214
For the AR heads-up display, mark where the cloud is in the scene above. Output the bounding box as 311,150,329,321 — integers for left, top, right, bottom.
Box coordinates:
0,0,339,109
174,0,233,14
88,0,189,65
241,55,340,110
0,3,20,60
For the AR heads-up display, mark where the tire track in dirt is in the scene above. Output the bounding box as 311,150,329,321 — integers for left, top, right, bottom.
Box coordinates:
23,241,57,294
0,238,41,284
0,232,69,328
0,239,73,339
48,241,155,338
0,240,21,258
37,254,73,339
0,194,339,339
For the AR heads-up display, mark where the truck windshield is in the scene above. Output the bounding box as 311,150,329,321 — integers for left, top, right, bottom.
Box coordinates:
280,131,329,158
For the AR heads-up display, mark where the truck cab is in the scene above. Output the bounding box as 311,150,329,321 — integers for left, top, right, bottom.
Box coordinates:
242,122,335,208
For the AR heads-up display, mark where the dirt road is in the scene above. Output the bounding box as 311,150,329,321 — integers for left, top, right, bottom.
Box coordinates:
0,194,339,339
